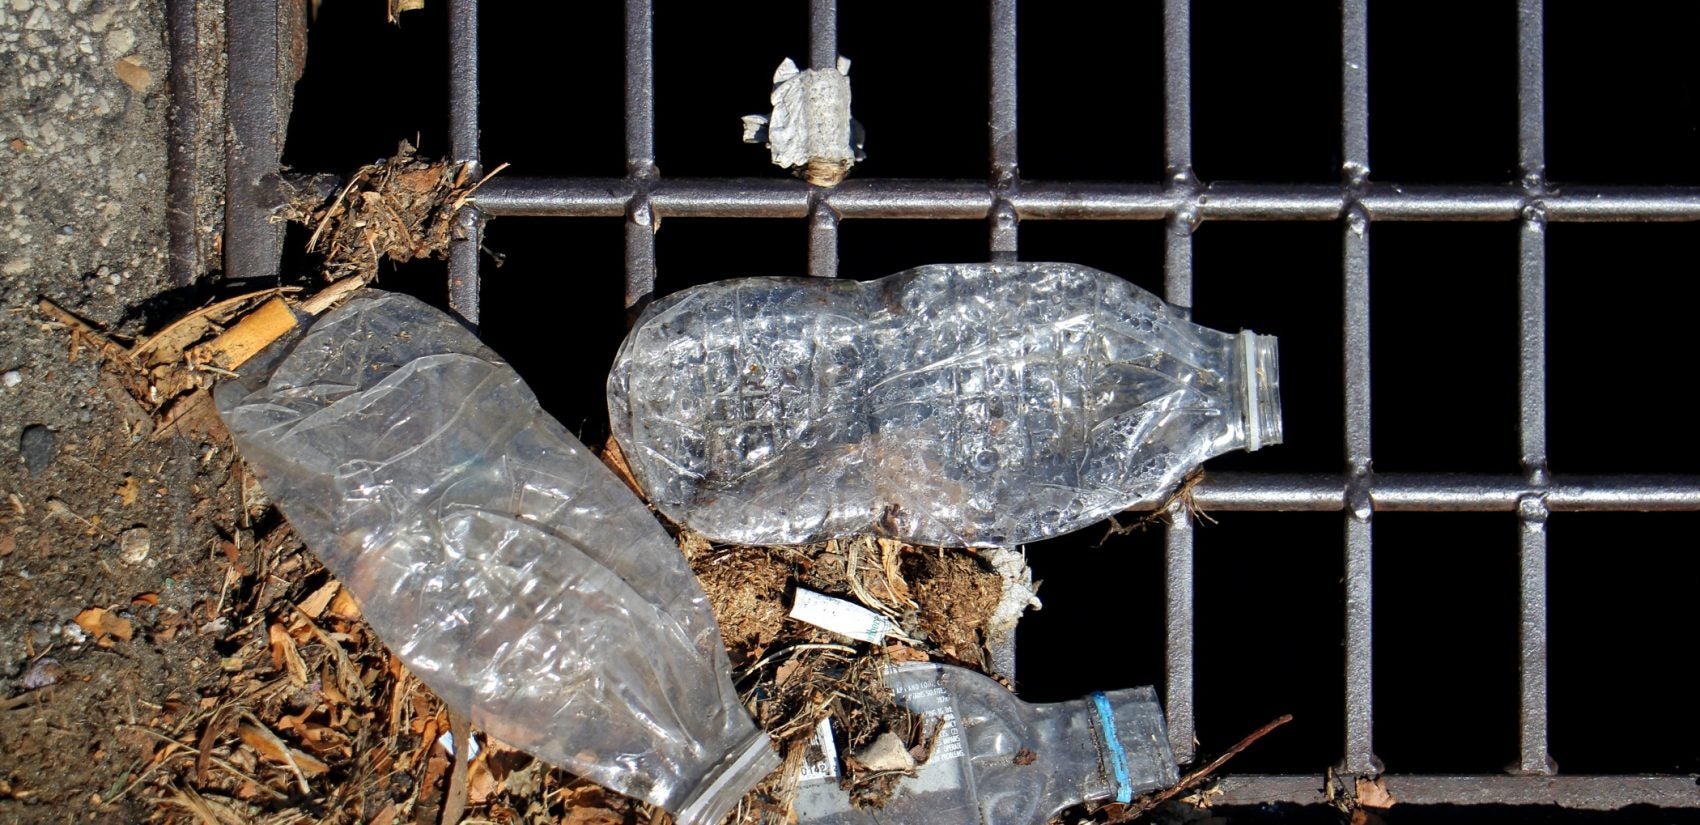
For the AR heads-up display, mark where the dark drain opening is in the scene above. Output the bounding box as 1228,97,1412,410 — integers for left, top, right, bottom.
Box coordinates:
477,217,630,448
275,0,1700,790
653,219,808,295
281,1,451,174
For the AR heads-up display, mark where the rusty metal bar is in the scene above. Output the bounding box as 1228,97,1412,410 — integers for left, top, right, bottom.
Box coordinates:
808,202,840,279
1339,0,1379,777
806,0,840,279
1160,0,1197,767
623,0,657,308
1214,774,1700,809
988,0,1019,261
472,178,1700,221
224,0,287,281
1189,472,1700,512
448,0,481,325
1513,0,1555,777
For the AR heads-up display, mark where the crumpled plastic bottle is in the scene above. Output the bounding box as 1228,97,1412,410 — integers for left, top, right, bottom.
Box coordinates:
791,662,1177,825
608,261,1282,547
214,291,779,825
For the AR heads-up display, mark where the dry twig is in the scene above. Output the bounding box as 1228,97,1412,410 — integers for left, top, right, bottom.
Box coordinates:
1106,713,1294,823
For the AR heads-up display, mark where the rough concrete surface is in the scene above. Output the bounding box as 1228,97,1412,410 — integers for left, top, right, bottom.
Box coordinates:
1,0,237,820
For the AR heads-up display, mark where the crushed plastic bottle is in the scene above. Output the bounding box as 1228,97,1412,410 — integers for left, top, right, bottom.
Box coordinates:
214,291,779,825
792,662,1177,825
608,261,1282,547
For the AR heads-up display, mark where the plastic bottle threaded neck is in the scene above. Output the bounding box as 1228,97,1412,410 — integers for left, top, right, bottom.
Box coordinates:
1240,330,1284,451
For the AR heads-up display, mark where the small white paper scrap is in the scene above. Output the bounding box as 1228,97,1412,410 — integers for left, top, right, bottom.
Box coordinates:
789,587,896,644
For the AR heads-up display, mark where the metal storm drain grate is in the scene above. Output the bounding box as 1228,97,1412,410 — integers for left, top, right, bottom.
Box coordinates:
220,0,1700,816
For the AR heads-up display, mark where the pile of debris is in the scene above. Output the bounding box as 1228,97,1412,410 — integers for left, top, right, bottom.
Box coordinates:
30,144,1023,823
283,142,502,285
26,142,1305,825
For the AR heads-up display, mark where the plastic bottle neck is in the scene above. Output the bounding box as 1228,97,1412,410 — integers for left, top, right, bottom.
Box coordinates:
1239,330,1284,451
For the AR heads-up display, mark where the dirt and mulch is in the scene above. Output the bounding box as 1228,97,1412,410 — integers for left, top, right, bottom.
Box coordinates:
3,145,1318,825
17,274,1015,824
4,148,1024,825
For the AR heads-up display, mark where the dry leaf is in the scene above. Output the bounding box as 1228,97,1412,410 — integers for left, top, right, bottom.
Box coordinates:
600,434,644,497
236,722,288,763
237,721,328,779
317,663,347,704
1355,776,1396,809
116,475,139,506
74,607,133,646
113,56,151,91
327,588,361,620
296,580,340,619
299,612,368,704
465,751,499,805
563,807,626,825
305,722,351,753
274,708,311,734
884,644,929,663
559,787,626,825
167,785,224,825
267,623,309,686
132,592,160,607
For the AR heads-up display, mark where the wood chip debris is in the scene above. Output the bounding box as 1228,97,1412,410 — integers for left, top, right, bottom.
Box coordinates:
283,141,502,284
38,145,500,446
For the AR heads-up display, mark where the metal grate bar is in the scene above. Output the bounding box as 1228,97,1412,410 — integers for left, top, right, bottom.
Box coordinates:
624,0,658,308
807,0,840,278
1514,0,1555,777
808,200,841,278
1214,774,1700,810
1160,0,1198,766
471,178,1700,221
988,0,1019,261
808,0,838,95
1339,0,1378,777
1161,0,1197,306
447,0,481,325
1191,472,1700,512
224,0,288,283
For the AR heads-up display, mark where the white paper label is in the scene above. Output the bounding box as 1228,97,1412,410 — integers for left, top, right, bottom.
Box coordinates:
789,587,895,644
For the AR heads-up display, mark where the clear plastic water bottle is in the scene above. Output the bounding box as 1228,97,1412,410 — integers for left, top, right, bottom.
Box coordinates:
791,662,1177,825
608,261,1282,548
215,291,778,825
